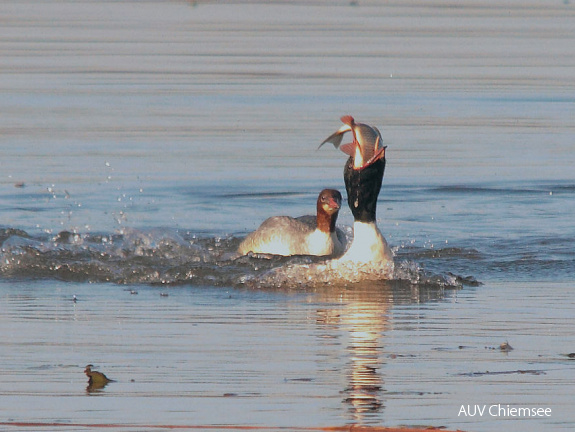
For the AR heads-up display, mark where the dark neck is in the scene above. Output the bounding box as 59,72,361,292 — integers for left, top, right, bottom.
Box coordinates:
316,203,338,233
344,157,385,223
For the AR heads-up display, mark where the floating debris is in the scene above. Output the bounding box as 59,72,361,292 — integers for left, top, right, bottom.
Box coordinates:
485,341,514,352
458,369,545,377
284,377,314,382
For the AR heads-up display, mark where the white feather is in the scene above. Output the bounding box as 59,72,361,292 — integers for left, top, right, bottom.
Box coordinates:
339,221,393,264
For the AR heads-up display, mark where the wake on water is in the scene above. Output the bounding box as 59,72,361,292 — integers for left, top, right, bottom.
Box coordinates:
0,227,477,291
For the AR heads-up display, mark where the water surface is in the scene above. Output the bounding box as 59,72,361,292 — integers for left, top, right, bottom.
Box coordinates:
1,1,574,431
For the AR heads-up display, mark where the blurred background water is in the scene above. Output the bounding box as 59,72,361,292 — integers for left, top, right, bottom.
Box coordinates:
0,1,574,431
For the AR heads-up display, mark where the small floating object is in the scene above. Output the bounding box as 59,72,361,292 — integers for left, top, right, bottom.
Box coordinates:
485,341,514,352
284,377,314,382
84,364,115,390
160,292,169,297
124,288,139,295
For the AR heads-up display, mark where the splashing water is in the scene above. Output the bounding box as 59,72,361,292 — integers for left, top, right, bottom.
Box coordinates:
0,227,473,291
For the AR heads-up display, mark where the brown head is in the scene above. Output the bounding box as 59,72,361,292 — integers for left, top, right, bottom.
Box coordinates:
316,189,342,233
84,364,93,376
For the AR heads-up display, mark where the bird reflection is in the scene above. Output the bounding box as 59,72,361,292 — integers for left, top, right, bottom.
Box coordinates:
314,283,391,422
343,301,386,416
84,364,115,393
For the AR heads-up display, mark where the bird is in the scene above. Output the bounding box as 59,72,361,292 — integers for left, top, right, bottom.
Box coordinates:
248,119,392,285
237,189,346,257
318,115,386,170
320,116,393,266
84,364,115,389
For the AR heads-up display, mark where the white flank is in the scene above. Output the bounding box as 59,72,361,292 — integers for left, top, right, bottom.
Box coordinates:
254,235,293,256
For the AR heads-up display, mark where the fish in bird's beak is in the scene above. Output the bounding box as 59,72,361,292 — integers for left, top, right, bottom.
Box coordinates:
318,115,386,170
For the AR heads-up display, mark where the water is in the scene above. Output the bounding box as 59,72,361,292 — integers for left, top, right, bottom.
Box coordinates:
1,0,574,431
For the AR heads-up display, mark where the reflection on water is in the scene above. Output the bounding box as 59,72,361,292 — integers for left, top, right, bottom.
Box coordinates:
340,291,388,420
0,279,454,429
311,282,449,424
1,279,575,431
312,288,390,421
86,382,110,394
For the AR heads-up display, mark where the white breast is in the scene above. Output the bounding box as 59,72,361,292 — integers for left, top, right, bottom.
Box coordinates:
306,229,344,257
339,221,393,264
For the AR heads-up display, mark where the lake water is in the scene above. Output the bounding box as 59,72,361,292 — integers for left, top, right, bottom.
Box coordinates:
1,1,574,431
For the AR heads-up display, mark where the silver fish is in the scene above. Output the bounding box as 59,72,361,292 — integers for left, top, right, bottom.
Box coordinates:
319,115,386,169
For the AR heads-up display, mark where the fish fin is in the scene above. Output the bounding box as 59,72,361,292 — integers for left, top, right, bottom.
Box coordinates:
340,115,355,126
317,124,352,149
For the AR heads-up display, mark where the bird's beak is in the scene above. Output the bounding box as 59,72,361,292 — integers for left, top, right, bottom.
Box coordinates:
329,197,341,210
357,137,386,170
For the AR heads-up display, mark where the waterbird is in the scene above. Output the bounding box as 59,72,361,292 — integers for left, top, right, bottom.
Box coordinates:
322,116,393,266
238,189,345,257
84,364,115,388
